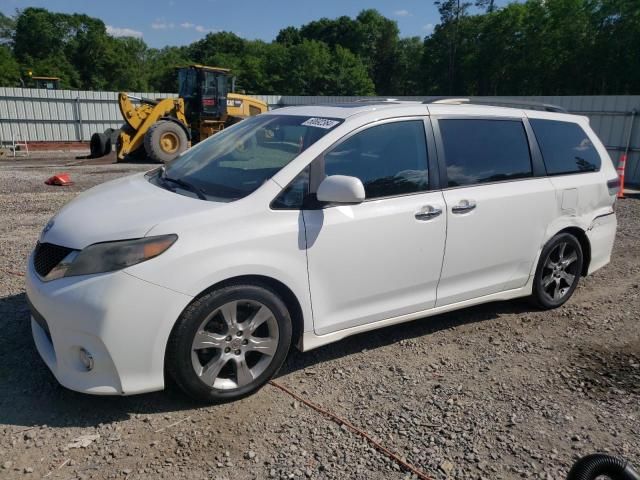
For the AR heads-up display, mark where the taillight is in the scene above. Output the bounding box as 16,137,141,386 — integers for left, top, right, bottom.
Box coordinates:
607,178,620,196
202,98,216,106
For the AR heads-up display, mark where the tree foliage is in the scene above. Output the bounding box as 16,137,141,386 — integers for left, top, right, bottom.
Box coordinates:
0,2,639,95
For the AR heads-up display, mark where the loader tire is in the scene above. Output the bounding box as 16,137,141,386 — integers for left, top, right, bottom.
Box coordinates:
144,120,188,163
90,132,108,158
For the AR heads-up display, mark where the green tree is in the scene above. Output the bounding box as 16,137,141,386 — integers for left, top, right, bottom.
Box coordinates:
2,2,640,95
0,45,20,86
103,37,150,91
389,37,425,95
355,9,401,95
275,26,301,46
145,46,191,92
589,0,640,93
432,0,472,94
286,40,333,95
328,46,375,95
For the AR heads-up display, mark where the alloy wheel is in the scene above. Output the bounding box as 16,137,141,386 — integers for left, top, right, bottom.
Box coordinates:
540,242,579,302
190,300,279,390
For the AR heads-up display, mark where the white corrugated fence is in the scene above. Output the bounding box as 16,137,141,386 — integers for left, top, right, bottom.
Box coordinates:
1,88,638,185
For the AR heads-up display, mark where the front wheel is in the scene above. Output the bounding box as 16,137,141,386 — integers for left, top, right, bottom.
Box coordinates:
144,120,188,163
166,284,292,403
531,233,583,309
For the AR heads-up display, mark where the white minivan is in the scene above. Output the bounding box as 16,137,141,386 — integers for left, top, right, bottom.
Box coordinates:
26,100,618,402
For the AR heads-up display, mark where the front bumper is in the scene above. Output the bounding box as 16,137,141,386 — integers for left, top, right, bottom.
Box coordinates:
25,255,193,395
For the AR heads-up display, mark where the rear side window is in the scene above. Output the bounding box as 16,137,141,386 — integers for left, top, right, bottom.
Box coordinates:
530,119,601,175
323,120,429,199
439,119,532,187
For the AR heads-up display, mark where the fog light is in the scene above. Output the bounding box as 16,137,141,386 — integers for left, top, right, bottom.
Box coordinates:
79,348,94,371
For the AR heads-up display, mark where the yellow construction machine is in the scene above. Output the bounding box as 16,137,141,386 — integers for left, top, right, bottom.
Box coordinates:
90,65,268,162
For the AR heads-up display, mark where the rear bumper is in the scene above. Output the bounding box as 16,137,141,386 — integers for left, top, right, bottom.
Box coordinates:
25,254,193,395
587,212,617,275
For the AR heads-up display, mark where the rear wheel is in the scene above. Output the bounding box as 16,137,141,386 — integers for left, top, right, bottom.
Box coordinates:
531,233,583,309
103,137,112,155
144,120,188,163
166,284,292,403
90,132,108,158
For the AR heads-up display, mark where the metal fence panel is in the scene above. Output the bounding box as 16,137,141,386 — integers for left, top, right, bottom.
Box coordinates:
0,88,175,144
1,89,638,184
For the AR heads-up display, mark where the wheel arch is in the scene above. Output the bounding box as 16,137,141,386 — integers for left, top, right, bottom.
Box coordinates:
552,226,591,276
181,274,305,350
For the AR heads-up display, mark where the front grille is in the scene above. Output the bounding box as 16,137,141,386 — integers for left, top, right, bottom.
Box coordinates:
33,242,74,277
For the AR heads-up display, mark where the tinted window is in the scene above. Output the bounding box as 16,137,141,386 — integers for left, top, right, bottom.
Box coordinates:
530,119,601,175
439,119,532,187
323,121,428,199
271,167,309,209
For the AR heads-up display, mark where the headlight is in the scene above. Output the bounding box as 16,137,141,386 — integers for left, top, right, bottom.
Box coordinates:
43,235,177,281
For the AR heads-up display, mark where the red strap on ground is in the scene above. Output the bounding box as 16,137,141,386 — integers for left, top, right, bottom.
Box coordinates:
269,380,433,480
2,269,25,277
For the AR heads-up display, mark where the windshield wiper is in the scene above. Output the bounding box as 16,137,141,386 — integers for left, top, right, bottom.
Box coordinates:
159,167,207,200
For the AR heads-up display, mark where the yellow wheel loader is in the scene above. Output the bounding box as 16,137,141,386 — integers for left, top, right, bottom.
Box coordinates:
90,65,268,163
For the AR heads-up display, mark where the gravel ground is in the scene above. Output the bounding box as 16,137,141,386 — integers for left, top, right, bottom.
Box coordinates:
0,157,638,480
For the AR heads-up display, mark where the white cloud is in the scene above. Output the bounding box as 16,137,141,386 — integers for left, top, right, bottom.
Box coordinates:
394,9,410,17
179,22,216,33
422,23,435,34
106,25,143,38
151,20,175,30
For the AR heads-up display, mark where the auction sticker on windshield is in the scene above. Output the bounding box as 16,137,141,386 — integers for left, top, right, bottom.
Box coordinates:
301,118,341,129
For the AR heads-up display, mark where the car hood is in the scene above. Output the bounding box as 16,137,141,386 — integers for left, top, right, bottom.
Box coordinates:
40,172,219,250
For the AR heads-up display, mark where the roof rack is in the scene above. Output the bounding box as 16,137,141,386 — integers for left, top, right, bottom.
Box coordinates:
354,98,399,102
422,97,568,113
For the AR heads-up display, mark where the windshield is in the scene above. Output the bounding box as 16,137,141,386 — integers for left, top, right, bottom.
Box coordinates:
157,115,343,202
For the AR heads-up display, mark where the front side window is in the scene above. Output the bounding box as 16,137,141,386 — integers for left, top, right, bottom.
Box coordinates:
156,115,342,202
530,119,601,175
177,69,197,98
322,120,429,199
439,119,533,187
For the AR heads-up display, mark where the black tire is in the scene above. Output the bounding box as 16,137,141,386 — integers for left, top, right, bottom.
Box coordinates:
144,120,188,163
103,137,112,155
166,284,292,403
90,132,107,158
531,233,584,309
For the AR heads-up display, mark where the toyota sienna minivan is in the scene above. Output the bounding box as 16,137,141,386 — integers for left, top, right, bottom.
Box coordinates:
26,100,618,402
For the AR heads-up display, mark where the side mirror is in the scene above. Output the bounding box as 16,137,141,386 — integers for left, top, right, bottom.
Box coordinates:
316,175,365,205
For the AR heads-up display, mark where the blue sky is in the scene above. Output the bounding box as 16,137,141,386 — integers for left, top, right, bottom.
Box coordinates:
1,0,515,48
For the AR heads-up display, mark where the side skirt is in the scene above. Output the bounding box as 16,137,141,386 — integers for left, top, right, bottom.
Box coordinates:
301,281,534,352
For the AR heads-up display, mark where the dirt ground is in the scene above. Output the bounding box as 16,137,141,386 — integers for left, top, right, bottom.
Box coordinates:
0,154,638,480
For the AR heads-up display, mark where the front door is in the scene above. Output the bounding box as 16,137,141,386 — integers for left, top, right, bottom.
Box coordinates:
303,118,447,335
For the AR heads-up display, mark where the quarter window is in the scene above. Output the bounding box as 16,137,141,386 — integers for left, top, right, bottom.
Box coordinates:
439,119,533,187
322,120,429,199
530,119,601,175
271,167,309,209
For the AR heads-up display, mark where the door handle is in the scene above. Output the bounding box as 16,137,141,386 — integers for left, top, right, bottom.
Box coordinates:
451,199,477,214
415,205,442,221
